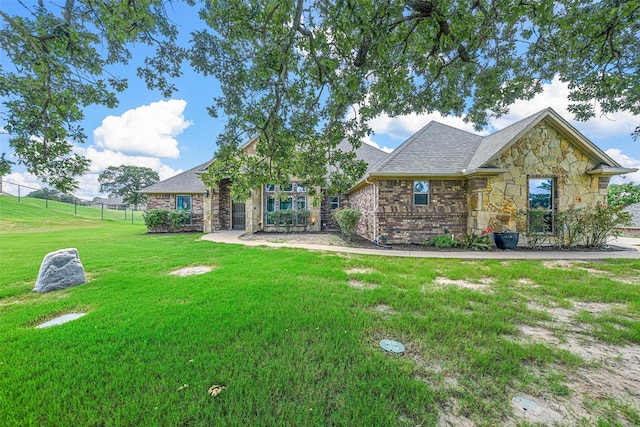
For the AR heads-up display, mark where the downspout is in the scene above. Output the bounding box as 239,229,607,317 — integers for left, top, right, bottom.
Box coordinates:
365,177,376,242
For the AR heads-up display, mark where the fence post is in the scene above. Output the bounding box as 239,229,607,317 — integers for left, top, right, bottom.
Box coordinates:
124,207,127,220
46,192,48,209
74,197,77,215
131,209,134,224
101,204,104,220
18,184,21,202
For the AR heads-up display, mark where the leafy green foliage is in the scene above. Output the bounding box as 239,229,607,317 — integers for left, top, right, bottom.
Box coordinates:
2,1,639,194
0,2,184,192
169,209,190,228
608,183,640,208
332,208,362,241
461,233,492,251
194,0,640,194
98,165,159,209
142,209,170,232
424,234,458,248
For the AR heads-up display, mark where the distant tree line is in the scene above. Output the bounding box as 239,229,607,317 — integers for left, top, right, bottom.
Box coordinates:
608,183,640,209
26,188,89,205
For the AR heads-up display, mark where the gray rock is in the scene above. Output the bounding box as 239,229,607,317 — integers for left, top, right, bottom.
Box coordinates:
33,248,87,293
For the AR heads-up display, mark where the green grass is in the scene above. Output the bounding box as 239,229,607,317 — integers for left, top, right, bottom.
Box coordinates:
1,195,638,426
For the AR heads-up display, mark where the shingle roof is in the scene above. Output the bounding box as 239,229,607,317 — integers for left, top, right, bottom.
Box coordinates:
334,139,389,171
138,162,210,194
364,107,626,179
368,121,483,175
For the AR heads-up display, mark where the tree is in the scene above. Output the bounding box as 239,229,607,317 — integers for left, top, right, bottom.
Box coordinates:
193,0,639,199
2,1,639,197
26,187,75,203
0,0,184,193
608,183,640,208
98,165,159,209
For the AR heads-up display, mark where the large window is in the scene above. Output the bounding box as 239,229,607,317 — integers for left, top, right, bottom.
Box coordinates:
414,181,430,205
264,183,307,226
528,178,554,232
176,195,192,225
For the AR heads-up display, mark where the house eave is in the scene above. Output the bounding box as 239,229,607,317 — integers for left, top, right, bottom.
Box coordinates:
463,168,509,177
586,167,638,176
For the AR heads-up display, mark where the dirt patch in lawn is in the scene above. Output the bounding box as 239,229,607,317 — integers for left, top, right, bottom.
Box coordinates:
169,266,214,276
348,279,379,290
434,277,494,292
511,300,640,424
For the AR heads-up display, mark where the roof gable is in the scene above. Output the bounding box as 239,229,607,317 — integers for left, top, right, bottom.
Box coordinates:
467,107,622,172
368,121,483,175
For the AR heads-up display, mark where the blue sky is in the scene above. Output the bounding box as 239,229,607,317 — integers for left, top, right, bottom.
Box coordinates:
2,1,639,199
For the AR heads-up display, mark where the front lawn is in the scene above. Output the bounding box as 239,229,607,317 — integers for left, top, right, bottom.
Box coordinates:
0,196,638,425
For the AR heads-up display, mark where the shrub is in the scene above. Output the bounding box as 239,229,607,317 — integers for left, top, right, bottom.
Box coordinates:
461,233,491,250
424,235,458,248
169,210,191,228
332,208,362,241
143,209,170,232
582,204,632,247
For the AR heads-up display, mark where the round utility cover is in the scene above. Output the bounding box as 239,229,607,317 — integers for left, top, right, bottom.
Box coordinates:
380,339,405,353
513,395,539,411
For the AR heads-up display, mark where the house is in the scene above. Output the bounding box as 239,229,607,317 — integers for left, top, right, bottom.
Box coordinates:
140,108,636,243
349,107,636,243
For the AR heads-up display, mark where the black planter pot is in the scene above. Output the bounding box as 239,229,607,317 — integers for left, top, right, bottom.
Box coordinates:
493,232,519,250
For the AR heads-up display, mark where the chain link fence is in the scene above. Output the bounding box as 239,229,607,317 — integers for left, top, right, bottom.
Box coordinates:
1,179,143,224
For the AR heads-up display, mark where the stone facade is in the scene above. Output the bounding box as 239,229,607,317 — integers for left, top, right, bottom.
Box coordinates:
467,121,609,234
147,193,205,232
203,179,232,232
321,194,348,231
349,183,376,240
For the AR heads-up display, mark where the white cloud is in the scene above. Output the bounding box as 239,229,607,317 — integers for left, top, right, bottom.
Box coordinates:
368,111,485,142
1,171,43,196
489,76,637,139
93,99,192,158
605,149,640,184
362,135,394,153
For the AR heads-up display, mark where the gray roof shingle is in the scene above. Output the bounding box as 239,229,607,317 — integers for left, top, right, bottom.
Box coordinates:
368,122,483,175
334,139,389,172
138,162,210,194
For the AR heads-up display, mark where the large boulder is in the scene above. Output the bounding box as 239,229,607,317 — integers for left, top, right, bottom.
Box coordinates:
33,248,87,293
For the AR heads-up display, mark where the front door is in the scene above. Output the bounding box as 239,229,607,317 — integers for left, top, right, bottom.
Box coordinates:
232,202,245,230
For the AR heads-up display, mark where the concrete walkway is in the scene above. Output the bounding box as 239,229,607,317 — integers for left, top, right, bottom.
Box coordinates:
201,231,640,260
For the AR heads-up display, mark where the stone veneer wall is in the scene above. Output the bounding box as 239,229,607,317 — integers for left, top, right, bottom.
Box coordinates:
348,183,376,241
320,194,348,231
467,121,608,234
147,193,205,232
211,179,231,231
376,179,467,244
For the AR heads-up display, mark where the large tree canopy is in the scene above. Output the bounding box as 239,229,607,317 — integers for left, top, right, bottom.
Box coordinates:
2,0,639,196
0,0,185,192
98,165,159,209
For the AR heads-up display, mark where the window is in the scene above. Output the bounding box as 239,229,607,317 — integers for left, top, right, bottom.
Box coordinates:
296,195,307,225
176,195,192,225
266,196,276,225
263,182,306,227
329,196,340,211
528,178,554,232
414,181,429,205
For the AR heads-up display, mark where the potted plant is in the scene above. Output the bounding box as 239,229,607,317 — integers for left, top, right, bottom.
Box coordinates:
493,227,519,250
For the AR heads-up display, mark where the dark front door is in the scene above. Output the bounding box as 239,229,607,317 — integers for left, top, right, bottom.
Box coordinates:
232,202,245,230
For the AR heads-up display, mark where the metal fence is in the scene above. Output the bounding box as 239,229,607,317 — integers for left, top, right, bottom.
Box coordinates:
1,179,143,224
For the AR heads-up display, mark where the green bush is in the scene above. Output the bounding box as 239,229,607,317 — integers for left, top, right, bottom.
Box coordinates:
143,209,190,232
169,210,191,228
461,233,492,250
332,208,362,241
143,209,170,232
581,204,632,247
424,235,458,248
